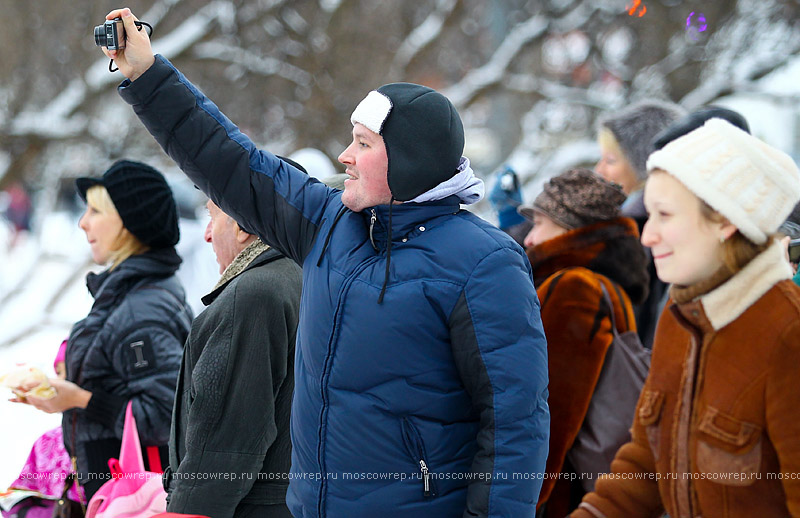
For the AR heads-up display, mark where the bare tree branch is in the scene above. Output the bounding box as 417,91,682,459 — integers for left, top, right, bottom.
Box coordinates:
390,0,458,77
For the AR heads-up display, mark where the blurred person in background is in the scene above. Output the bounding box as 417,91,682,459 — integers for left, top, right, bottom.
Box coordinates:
595,101,685,349
572,119,800,518
651,105,750,151
488,164,530,247
2,340,82,518
519,169,649,517
13,160,192,501
1,181,33,248
777,202,800,283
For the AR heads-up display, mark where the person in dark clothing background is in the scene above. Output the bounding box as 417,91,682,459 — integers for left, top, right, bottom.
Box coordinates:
164,197,302,518
14,160,192,501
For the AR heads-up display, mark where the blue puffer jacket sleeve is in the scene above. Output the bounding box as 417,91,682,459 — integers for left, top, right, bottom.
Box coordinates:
118,55,334,264
449,246,550,517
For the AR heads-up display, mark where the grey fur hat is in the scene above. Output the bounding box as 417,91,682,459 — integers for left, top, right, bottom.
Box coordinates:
598,101,686,182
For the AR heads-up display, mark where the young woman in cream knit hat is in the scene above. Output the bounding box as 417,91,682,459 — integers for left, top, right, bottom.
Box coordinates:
572,118,800,518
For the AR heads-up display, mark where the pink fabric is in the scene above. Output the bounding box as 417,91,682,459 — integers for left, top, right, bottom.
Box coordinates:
85,402,167,518
1,500,54,518
88,476,166,518
8,427,84,502
119,401,144,473
54,340,67,373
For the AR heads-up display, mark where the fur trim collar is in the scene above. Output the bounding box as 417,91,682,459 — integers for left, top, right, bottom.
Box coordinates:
527,217,650,304
692,240,792,330
212,240,270,293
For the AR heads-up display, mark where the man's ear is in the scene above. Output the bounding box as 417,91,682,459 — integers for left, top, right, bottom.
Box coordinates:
234,224,252,244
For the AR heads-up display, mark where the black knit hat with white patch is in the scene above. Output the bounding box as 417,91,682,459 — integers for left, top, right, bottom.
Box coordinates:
76,160,179,249
350,82,464,201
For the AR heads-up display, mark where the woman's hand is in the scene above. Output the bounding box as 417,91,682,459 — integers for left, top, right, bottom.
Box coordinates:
10,378,92,414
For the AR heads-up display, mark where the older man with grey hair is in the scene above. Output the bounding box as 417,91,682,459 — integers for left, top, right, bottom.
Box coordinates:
165,197,302,518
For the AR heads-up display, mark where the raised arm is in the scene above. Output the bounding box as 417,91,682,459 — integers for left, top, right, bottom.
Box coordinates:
101,8,336,264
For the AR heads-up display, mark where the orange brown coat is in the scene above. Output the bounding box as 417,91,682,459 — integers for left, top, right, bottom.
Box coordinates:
528,217,649,516
571,241,800,518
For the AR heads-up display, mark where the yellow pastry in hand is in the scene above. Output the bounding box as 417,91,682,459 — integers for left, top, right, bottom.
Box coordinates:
0,366,57,400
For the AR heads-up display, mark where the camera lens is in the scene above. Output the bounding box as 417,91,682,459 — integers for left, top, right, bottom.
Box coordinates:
94,25,106,47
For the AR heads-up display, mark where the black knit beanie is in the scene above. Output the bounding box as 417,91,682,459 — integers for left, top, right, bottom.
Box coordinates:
350,82,464,201
652,106,750,150
75,160,179,249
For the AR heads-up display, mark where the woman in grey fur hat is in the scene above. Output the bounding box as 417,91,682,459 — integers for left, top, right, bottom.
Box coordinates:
595,101,685,349
596,101,685,198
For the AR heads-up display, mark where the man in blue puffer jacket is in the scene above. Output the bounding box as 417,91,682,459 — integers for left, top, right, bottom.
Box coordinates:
100,8,549,517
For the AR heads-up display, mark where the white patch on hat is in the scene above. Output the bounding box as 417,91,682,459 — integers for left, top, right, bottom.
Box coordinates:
350,90,393,134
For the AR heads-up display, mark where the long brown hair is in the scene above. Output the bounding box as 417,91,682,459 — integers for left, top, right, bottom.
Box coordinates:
699,202,772,274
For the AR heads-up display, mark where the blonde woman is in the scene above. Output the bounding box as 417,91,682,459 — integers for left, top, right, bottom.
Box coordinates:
572,119,800,517
596,101,685,350
15,160,192,501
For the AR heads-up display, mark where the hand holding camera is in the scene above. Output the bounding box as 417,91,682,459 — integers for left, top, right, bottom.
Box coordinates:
96,8,155,80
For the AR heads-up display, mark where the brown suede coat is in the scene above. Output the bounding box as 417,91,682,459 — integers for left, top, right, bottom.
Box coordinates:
528,217,649,516
572,241,800,518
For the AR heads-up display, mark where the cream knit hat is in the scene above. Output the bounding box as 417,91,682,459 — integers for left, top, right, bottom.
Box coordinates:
646,118,800,244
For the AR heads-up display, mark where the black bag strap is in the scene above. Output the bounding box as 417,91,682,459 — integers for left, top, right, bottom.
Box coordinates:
598,282,620,338
540,270,569,307
610,281,630,330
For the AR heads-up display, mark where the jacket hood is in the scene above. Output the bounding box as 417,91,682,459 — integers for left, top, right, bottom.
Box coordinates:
528,217,650,304
406,157,484,205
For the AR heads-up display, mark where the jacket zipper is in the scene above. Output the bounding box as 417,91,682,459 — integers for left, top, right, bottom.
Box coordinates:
369,209,379,251
317,256,380,517
419,460,431,497
402,417,436,498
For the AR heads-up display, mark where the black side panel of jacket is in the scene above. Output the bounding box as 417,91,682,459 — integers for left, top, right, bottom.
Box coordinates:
449,291,494,517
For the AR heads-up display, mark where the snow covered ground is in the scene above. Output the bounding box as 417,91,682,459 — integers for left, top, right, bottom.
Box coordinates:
0,212,218,487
